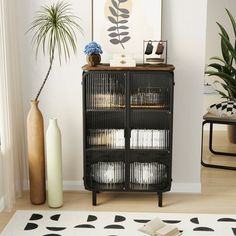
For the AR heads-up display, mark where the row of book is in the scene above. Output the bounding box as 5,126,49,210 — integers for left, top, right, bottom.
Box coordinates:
88,129,125,148
90,162,167,185
131,129,169,149
87,129,170,149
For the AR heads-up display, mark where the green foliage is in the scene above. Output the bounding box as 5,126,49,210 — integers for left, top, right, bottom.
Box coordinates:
206,9,236,100
28,1,83,100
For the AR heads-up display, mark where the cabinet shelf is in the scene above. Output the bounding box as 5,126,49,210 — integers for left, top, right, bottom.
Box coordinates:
82,65,174,207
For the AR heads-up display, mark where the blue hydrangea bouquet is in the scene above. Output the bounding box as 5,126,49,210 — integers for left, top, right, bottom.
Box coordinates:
84,41,103,55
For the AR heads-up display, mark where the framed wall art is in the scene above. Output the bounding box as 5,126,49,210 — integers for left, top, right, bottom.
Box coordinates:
92,0,163,63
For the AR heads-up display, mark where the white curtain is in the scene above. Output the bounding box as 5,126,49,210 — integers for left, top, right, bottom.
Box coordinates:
0,0,25,211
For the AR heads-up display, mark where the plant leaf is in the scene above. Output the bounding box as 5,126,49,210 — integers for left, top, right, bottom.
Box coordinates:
107,26,117,31
108,16,117,24
109,6,118,17
119,8,129,14
109,32,119,38
120,14,129,19
120,36,130,43
111,0,118,10
118,20,128,24
110,38,120,44
118,0,128,2
226,8,236,38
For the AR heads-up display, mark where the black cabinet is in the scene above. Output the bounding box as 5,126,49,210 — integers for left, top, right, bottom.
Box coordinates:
82,64,175,206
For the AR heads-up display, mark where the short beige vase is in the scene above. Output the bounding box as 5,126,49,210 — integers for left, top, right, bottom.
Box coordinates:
86,54,101,66
27,100,46,205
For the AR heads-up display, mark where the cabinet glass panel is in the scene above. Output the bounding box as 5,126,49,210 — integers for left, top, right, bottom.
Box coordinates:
85,72,126,149
130,72,171,110
85,72,125,110
85,151,125,190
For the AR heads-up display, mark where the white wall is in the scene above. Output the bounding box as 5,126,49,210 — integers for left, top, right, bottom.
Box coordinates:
16,0,207,192
163,0,207,187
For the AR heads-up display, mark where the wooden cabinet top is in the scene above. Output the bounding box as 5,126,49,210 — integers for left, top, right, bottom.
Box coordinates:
82,64,175,72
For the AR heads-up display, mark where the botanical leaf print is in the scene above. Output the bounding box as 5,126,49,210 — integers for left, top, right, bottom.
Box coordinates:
107,0,130,49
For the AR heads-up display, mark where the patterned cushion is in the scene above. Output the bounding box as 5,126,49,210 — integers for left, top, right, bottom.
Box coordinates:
208,101,236,117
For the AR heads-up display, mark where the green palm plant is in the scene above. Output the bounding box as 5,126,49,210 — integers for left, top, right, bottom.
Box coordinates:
206,8,236,100
28,1,83,101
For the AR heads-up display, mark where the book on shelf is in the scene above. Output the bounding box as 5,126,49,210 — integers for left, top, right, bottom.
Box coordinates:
138,217,182,236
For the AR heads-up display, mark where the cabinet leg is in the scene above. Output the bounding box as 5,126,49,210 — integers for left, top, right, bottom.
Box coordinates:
157,192,163,207
92,191,97,206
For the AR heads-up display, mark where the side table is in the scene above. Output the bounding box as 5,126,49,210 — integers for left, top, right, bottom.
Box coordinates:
201,113,236,170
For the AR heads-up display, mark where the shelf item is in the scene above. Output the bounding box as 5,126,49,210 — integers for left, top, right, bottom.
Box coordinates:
82,65,174,207
130,129,170,149
91,161,125,184
88,129,125,148
130,162,167,185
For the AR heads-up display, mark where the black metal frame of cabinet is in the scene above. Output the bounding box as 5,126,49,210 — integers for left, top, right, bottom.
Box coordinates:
82,65,175,207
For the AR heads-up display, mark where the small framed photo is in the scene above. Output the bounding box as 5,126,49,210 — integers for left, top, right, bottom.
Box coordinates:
92,0,163,64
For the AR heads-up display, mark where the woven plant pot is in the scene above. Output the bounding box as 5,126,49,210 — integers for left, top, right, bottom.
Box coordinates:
86,54,101,66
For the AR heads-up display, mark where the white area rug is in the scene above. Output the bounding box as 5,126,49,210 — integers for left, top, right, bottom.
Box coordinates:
1,210,236,236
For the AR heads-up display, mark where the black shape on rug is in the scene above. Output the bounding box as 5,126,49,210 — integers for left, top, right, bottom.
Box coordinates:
133,219,150,223
46,227,66,231
193,227,214,232
29,213,43,221
50,214,61,221
104,224,125,229
74,224,95,228
114,215,126,222
218,218,236,222
43,234,61,236
162,220,181,224
87,215,97,222
24,223,38,230
232,228,236,235
190,217,199,224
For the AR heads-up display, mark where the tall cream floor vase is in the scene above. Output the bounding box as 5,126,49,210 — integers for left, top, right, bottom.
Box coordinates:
27,100,46,204
46,118,63,208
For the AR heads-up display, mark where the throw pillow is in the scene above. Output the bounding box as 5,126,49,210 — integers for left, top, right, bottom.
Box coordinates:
208,101,236,117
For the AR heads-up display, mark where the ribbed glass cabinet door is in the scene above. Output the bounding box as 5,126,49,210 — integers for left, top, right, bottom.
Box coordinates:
129,72,173,151
83,72,126,190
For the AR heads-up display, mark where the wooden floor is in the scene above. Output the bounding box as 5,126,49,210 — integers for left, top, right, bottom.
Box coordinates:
1,131,236,232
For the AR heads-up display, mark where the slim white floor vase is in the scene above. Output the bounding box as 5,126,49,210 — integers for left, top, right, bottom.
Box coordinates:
46,118,63,208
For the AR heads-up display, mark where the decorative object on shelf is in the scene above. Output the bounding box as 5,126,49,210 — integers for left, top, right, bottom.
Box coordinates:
144,41,154,55
110,53,136,67
143,40,167,65
27,100,46,205
46,118,63,208
27,1,83,204
84,41,103,66
205,9,236,143
92,0,163,63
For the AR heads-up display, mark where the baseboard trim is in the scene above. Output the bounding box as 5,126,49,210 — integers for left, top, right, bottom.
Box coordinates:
0,197,4,212
24,180,201,193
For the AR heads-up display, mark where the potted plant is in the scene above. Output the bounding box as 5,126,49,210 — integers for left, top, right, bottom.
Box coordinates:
206,8,236,143
27,1,83,204
84,41,103,66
